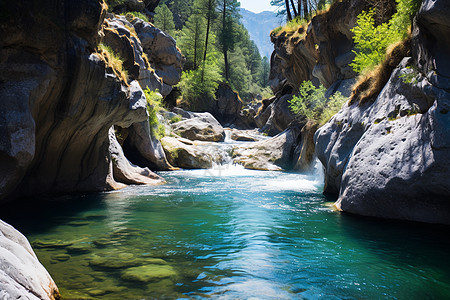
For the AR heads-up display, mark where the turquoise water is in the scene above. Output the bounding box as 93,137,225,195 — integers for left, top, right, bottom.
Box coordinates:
3,165,450,299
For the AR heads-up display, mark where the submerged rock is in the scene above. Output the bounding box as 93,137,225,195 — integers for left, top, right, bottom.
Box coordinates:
32,239,73,249
0,220,60,299
121,264,177,283
89,255,141,269
66,244,92,255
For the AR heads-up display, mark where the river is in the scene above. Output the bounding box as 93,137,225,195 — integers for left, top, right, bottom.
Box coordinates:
2,163,450,299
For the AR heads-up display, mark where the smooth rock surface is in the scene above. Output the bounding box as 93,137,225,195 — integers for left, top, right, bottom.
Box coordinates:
0,220,59,299
171,113,226,142
232,127,301,171
109,127,165,185
315,58,450,224
161,137,225,169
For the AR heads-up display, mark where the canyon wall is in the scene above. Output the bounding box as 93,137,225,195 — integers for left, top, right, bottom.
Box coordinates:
0,0,184,202
269,0,450,223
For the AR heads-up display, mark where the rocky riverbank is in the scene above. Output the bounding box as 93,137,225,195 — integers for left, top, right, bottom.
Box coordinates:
266,0,450,224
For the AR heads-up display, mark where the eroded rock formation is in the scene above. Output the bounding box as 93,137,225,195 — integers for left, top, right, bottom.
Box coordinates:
314,0,450,224
0,0,184,202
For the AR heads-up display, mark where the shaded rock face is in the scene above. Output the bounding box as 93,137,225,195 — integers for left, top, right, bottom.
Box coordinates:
214,83,243,125
315,57,450,224
0,1,183,201
260,94,297,136
109,127,165,186
0,220,60,299
412,0,450,87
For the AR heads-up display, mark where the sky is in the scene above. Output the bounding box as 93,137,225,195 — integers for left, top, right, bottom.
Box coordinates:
239,0,276,13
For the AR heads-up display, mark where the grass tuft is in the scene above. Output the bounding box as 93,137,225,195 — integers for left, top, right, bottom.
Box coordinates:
97,43,128,84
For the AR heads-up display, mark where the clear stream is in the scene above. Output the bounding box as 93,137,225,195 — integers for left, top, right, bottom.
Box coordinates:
3,165,450,299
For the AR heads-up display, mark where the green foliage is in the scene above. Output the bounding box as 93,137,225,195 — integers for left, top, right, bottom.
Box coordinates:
400,66,419,84
124,11,149,22
144,88,166,139
169,114,183,123
351,0,421,74
159,0,194,28
178,13,207,69
288,81,347,125
259,56,270,87
154,4,176,36
177,54,223,102
105,0,126,12
97,43,128,83
289,81,327,120
319,91,347,124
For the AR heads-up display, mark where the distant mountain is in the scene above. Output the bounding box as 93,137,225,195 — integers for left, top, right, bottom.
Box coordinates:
239,8,282,59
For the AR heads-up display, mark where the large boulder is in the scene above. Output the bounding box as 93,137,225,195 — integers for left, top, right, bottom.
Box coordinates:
232,126,301,171
171,113,225,142
132,18,185,86
315,58,450,224
161,137,226,169
0,220,60,299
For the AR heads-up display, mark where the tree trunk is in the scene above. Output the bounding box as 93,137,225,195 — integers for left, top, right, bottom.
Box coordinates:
290,0,298,17
193,32,198,69
224,50,229,81
302,0,308,19
202,0,213,82
223,0,230,80
284,0,292,21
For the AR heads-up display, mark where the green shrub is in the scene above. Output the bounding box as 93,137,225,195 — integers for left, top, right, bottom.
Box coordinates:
350,0,421,74
144,88,166,139
169,114,183,124
105,0,126,12
97,43,128,83
124,11,149,22
289,81,327,121
177,54,222,104
288,81,347,125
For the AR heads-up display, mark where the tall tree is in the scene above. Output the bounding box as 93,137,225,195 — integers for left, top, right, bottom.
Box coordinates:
260,56,270,87
302,0,308,19
290,0,298,16
154,3,176,36
178,13,206,69
194,0,217,81
284,0,293,21
217,0,240,81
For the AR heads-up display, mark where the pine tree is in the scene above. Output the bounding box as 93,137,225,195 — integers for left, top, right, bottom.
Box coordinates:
260,56,270,87
154,3,176,36
178,13,206,69
217,0,240,81
193,0,217,81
